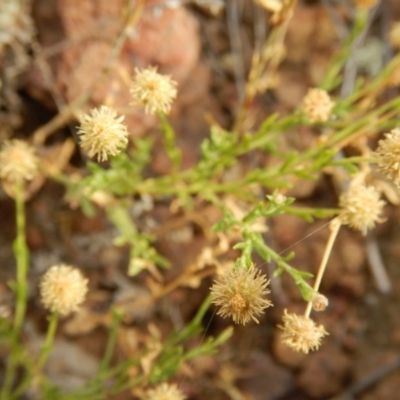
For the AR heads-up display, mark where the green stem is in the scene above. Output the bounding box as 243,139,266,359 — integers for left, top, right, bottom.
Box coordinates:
158,112,181,173
1,182,29,399
109,375,145,396
11,312,60,398
97,308,123,377
86,308,123,396
250,233,314,301
14,183,29,333
329,156,376,166
320,9,368,91
38,311,59,370
191,294,212,326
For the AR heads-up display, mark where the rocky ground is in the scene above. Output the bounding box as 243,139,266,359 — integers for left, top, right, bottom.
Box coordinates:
2,0,400,399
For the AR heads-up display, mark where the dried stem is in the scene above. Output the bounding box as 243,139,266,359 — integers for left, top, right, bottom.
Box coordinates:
304,218,341,318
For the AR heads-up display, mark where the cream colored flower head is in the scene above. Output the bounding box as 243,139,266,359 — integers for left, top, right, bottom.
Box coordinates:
40,264,88,316
339,181,385,235
143,383,186,400
302,88,334,123
0,139,38,184
77,105,128,162
130,67,177,115
279,309,328,354
210,265,272,325
376,128,400,186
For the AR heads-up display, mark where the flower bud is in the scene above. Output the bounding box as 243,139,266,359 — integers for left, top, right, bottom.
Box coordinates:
311,293,329,312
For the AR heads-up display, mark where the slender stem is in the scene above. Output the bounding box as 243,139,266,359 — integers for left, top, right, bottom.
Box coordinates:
329,156,376,166
97,309,123,377
14,183,29,333
10,311,58,398
304,218,341,318
84,308,123,398
1,182,29,398
158,112,181,173
38,311,59,370
12,312,60,399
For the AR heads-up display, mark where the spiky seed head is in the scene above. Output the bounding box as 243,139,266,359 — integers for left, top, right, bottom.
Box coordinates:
375,128,400,187
143,383,186,400
130,67,177,115
0,139,38,184
210,266,272,325
77,105,128,162
302,88,334,124
279,309,328,354
40,264,88,316
339,181,385,235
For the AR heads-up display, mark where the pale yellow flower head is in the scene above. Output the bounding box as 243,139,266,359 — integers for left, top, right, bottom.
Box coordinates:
130,67,177,115
280,309,328,354
77,105,128,162
302,88,334,124
376,128,400,186
143,383,186,400
339,181,385,235
40,264,88,316
210,265,272,325
0,139,38,184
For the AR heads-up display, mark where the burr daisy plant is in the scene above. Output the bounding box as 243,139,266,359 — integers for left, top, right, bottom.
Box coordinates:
2,1,400,398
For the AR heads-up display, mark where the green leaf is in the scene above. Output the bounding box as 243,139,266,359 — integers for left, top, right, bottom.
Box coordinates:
337,162,359,174
279,151,300,173
281,251,295,262
293,169,318,180
312,149,335,170
80,196,96,217
296,270,314,279
297,280,314,302
185,326,233,359
273,267,284,278
212,209,237,232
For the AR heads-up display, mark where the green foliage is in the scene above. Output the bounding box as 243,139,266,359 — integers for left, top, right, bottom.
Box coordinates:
107,204,169,276
149,296,233,384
